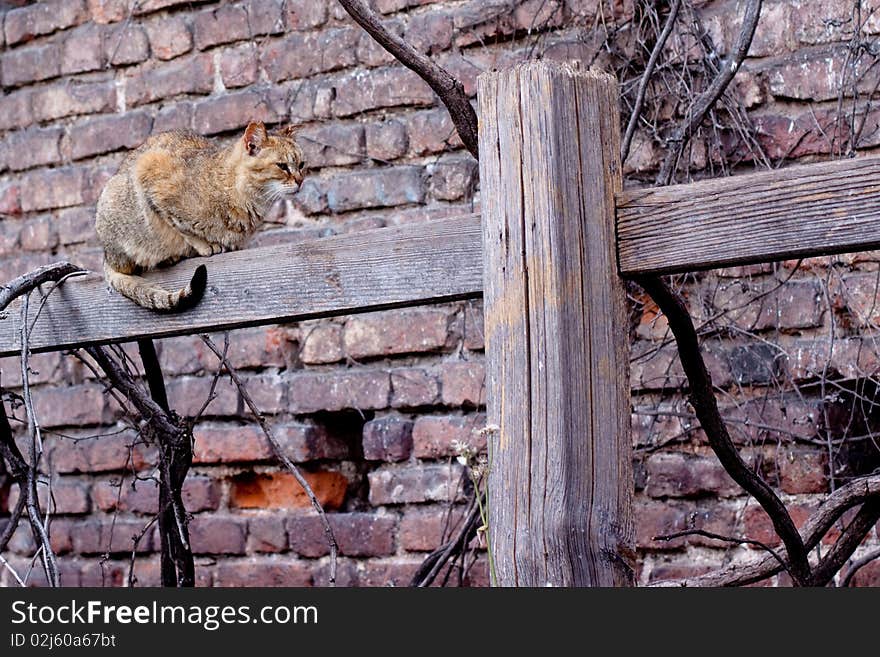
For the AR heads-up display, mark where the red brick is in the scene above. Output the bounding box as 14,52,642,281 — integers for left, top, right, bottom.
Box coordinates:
0,182,22,217
66,111,153,161
223,326,287,369
287,512,397,557
229,471,347,510
189,516,247,555
463,301,483,350
104,23,149,66
275,422,351,462
4,0,87,46
365,119,408,161
125,54,213,107
283,0,328,30
153,102,194,133
92,476,219,514
390,367,439,408
368,463,464,505
344,308,450,358
219,43,259,89
702,278,822,332
135,0,197,14
247,0,285,35
439,360,485,407
287,369,390,414
8,479,90,515
193,89,283,136
88,0,127,24
70,518,156,555
193,423,273,464
46,430,153,474
850,559,880,587
261,28,359,83
193,4,249,50
354,557,422,587
215,558,313,586
20,215,57,251
145,15,193,61
778,447,828,494
412,413,486,459
0,88,33,131
405,108,458,155
333,66,434,117
166,375,239,417
645,452,741,498
298,123,365,168
646,558,718,585
61,23,104,74
0,126,62,172
1,43,61,87
300,323,344,364
743,502,815,548
406,11,453,54
428,158,478,201
239,372,286,414
32,79,116,122
31,383,105,428
55,206,96,245
247,515,288,553
362,416,413,462
399,505,467,551
357,22,401,67
326,167,425,213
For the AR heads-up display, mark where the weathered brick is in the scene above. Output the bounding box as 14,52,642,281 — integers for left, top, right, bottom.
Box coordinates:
104,23,149,66
215,558,313,586
428,158,478,201
363,416,413,462
439,360,485,407
70,518,156,555
193,423,273,464
87,0,127,24
288,512,397,557
135,0,197,14
333,67,434,117
368,463,465,505
66,111,153,161
56,207,96,245
229,471,347,510
125,54,213,107
247,0,285,35
46,430,153,474
0,182,21,217
1,43,61,87
167,375,240,417
412,414,486,459
92,476,219,514
189,516,247,555
463,301,484,350
778,447,828,494
283,0,328,30
20,215,58,251
357,22,402,67
365,119,408,161
300,323,344,364
0,126,62,172
326,167,425,213
743,502,816,548
344,308,450,358
193,4,249,50
219,43,259,89
8,479,90,515
261,28,359,83
299,123,365,168
145,15,193,61
277,422,352,462
0,88,33,131
247,515,288,553
400,505,467,552
405,108,457,155
193,89,283,135
32,79,116,122
288,369,390,414
4,0,87,46
61,23,104,74
390,367,439,408
153,102,194,133
645,452,741,498
30,383,105,428
406,11,453,54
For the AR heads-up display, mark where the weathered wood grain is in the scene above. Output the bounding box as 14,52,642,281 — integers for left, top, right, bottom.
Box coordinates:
617,155,880,275
479,62,634,586
0,215,483,357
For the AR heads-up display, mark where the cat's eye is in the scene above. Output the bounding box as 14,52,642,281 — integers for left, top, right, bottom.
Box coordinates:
276,163,291,174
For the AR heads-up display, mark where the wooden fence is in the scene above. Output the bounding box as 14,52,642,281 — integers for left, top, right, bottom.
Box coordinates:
3,61,880,585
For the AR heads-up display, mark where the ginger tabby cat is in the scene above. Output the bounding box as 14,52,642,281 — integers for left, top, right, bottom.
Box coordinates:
96,121,305,311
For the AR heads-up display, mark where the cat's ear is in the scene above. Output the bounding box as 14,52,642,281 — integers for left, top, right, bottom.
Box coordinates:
243,122,268,156
277,124,301,139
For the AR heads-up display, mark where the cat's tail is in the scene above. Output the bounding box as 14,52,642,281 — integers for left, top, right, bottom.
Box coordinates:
104,262,208,312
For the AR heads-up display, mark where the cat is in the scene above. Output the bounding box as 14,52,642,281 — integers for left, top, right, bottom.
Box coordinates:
95,121,305,311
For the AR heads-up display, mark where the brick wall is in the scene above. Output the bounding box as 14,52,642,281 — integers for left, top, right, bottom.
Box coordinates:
1,0,880,587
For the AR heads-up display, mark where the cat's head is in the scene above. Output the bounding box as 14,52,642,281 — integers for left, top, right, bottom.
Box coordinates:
237,121,306,200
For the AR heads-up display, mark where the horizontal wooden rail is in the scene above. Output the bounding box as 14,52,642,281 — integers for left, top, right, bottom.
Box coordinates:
0,215,483,357
616,154,880,276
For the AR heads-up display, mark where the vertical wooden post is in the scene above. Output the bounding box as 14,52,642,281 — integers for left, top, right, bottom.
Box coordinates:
478,62,634,586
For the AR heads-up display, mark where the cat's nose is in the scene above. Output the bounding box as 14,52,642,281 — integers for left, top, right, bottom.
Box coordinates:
292,171,304,185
